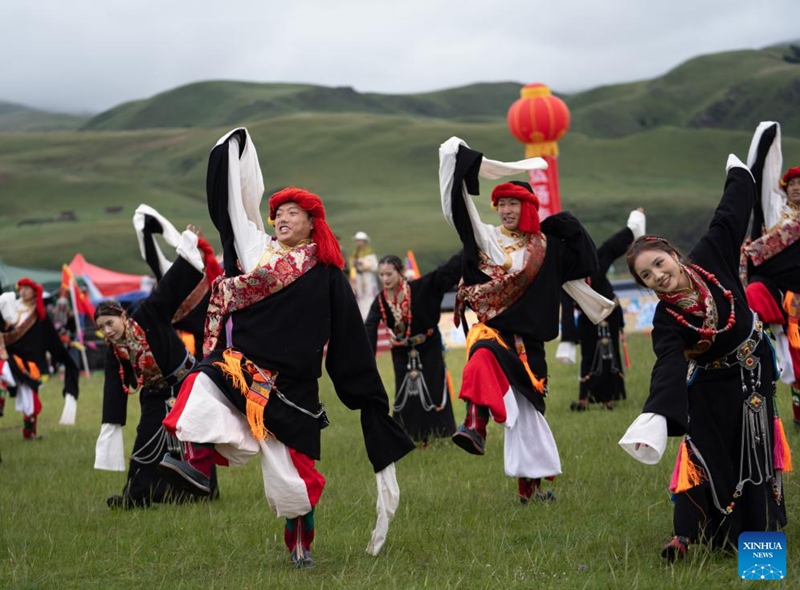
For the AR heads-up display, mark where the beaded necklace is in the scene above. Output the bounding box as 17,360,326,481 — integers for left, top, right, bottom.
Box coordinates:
660,264,736,340
109,317,158,394
378,280,412,342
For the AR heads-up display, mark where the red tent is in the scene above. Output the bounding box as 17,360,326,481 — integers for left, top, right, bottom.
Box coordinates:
68,253,153,297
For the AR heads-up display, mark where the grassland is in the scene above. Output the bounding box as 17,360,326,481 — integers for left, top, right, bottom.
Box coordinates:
1,334,798,589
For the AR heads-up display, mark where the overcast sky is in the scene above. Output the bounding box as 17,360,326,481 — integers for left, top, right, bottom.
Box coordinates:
2,0,799,114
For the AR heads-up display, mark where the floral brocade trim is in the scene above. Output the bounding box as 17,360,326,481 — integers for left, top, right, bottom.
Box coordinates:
745,207,800,267
113,318,162,392
380,281,412,340
172,280,210,324
203,243,319,354
456,233,546,324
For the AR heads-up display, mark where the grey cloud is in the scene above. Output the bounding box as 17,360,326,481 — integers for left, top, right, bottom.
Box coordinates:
1,0,798,113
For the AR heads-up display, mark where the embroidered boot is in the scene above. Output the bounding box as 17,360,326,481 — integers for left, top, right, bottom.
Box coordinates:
285,509,316,569
22,414,41,440
661,535,690,562
157,451,211,499
452,402,488,455
518,478,557,504
186,443,220,500
23,390,43,439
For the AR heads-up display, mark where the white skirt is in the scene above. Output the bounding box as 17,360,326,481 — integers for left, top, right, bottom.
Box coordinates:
503,389,562,479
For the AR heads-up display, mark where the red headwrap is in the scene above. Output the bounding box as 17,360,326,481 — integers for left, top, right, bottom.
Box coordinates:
491,182,541,234
780,166,800,189
197,236,223,287
16,277,45,320
268,187,345,269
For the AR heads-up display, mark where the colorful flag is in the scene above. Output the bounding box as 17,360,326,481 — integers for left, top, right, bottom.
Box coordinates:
61,264,95,317
405,250,421,280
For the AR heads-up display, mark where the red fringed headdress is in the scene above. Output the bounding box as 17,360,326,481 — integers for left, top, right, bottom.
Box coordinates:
491,181,541,234
16,277,45,320
268,187,345,269
197,236,223,287
780,166,800,189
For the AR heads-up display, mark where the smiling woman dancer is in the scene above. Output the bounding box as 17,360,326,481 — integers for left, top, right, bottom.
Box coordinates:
365,251,461,445
93,224,218,509
619,155,789,561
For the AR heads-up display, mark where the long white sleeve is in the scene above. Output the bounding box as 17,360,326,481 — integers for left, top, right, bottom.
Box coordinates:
366,463,400,556
746,121,784,230
439,136,548,267
555,341,577,364
618,412,668,465
58,393,77,425
132,204,182,276
176,229,204,273
627,209,646,240
215,130,269,273
562,280,615,324
94,423,126,471
0,292,19,325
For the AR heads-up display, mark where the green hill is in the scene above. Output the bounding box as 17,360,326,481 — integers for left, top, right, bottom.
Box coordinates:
567,43,800,137
77,43,800,139
81,81,523,131
1,115,798,275
3,42,800,276
0,101,87,132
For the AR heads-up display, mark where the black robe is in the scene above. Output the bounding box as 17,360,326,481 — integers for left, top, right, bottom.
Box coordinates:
364,252,462,441
101,256,209,506
2,311,80,400
747,122,800,294
140,212,210,361
448,143,599,412
561,226,633,403
641,167,786,546
196,131,415,473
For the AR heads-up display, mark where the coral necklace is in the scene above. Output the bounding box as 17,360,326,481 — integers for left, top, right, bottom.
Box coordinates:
378,281,412,342
662,264,736,338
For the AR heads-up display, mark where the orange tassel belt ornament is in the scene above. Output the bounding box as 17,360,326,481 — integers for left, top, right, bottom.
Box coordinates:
214,348,277,441
465,323,546,394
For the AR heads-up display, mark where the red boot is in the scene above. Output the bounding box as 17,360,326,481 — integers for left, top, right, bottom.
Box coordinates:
452,402,488,455
285,509,316,569
661,535,690,562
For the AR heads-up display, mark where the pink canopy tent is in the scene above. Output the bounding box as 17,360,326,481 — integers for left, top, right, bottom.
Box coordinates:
68,253,153,298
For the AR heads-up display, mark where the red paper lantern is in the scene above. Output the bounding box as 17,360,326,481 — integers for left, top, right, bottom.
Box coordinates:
507,83,570,158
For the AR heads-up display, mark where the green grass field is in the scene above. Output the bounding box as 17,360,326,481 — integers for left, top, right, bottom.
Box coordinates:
1,334,798,589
